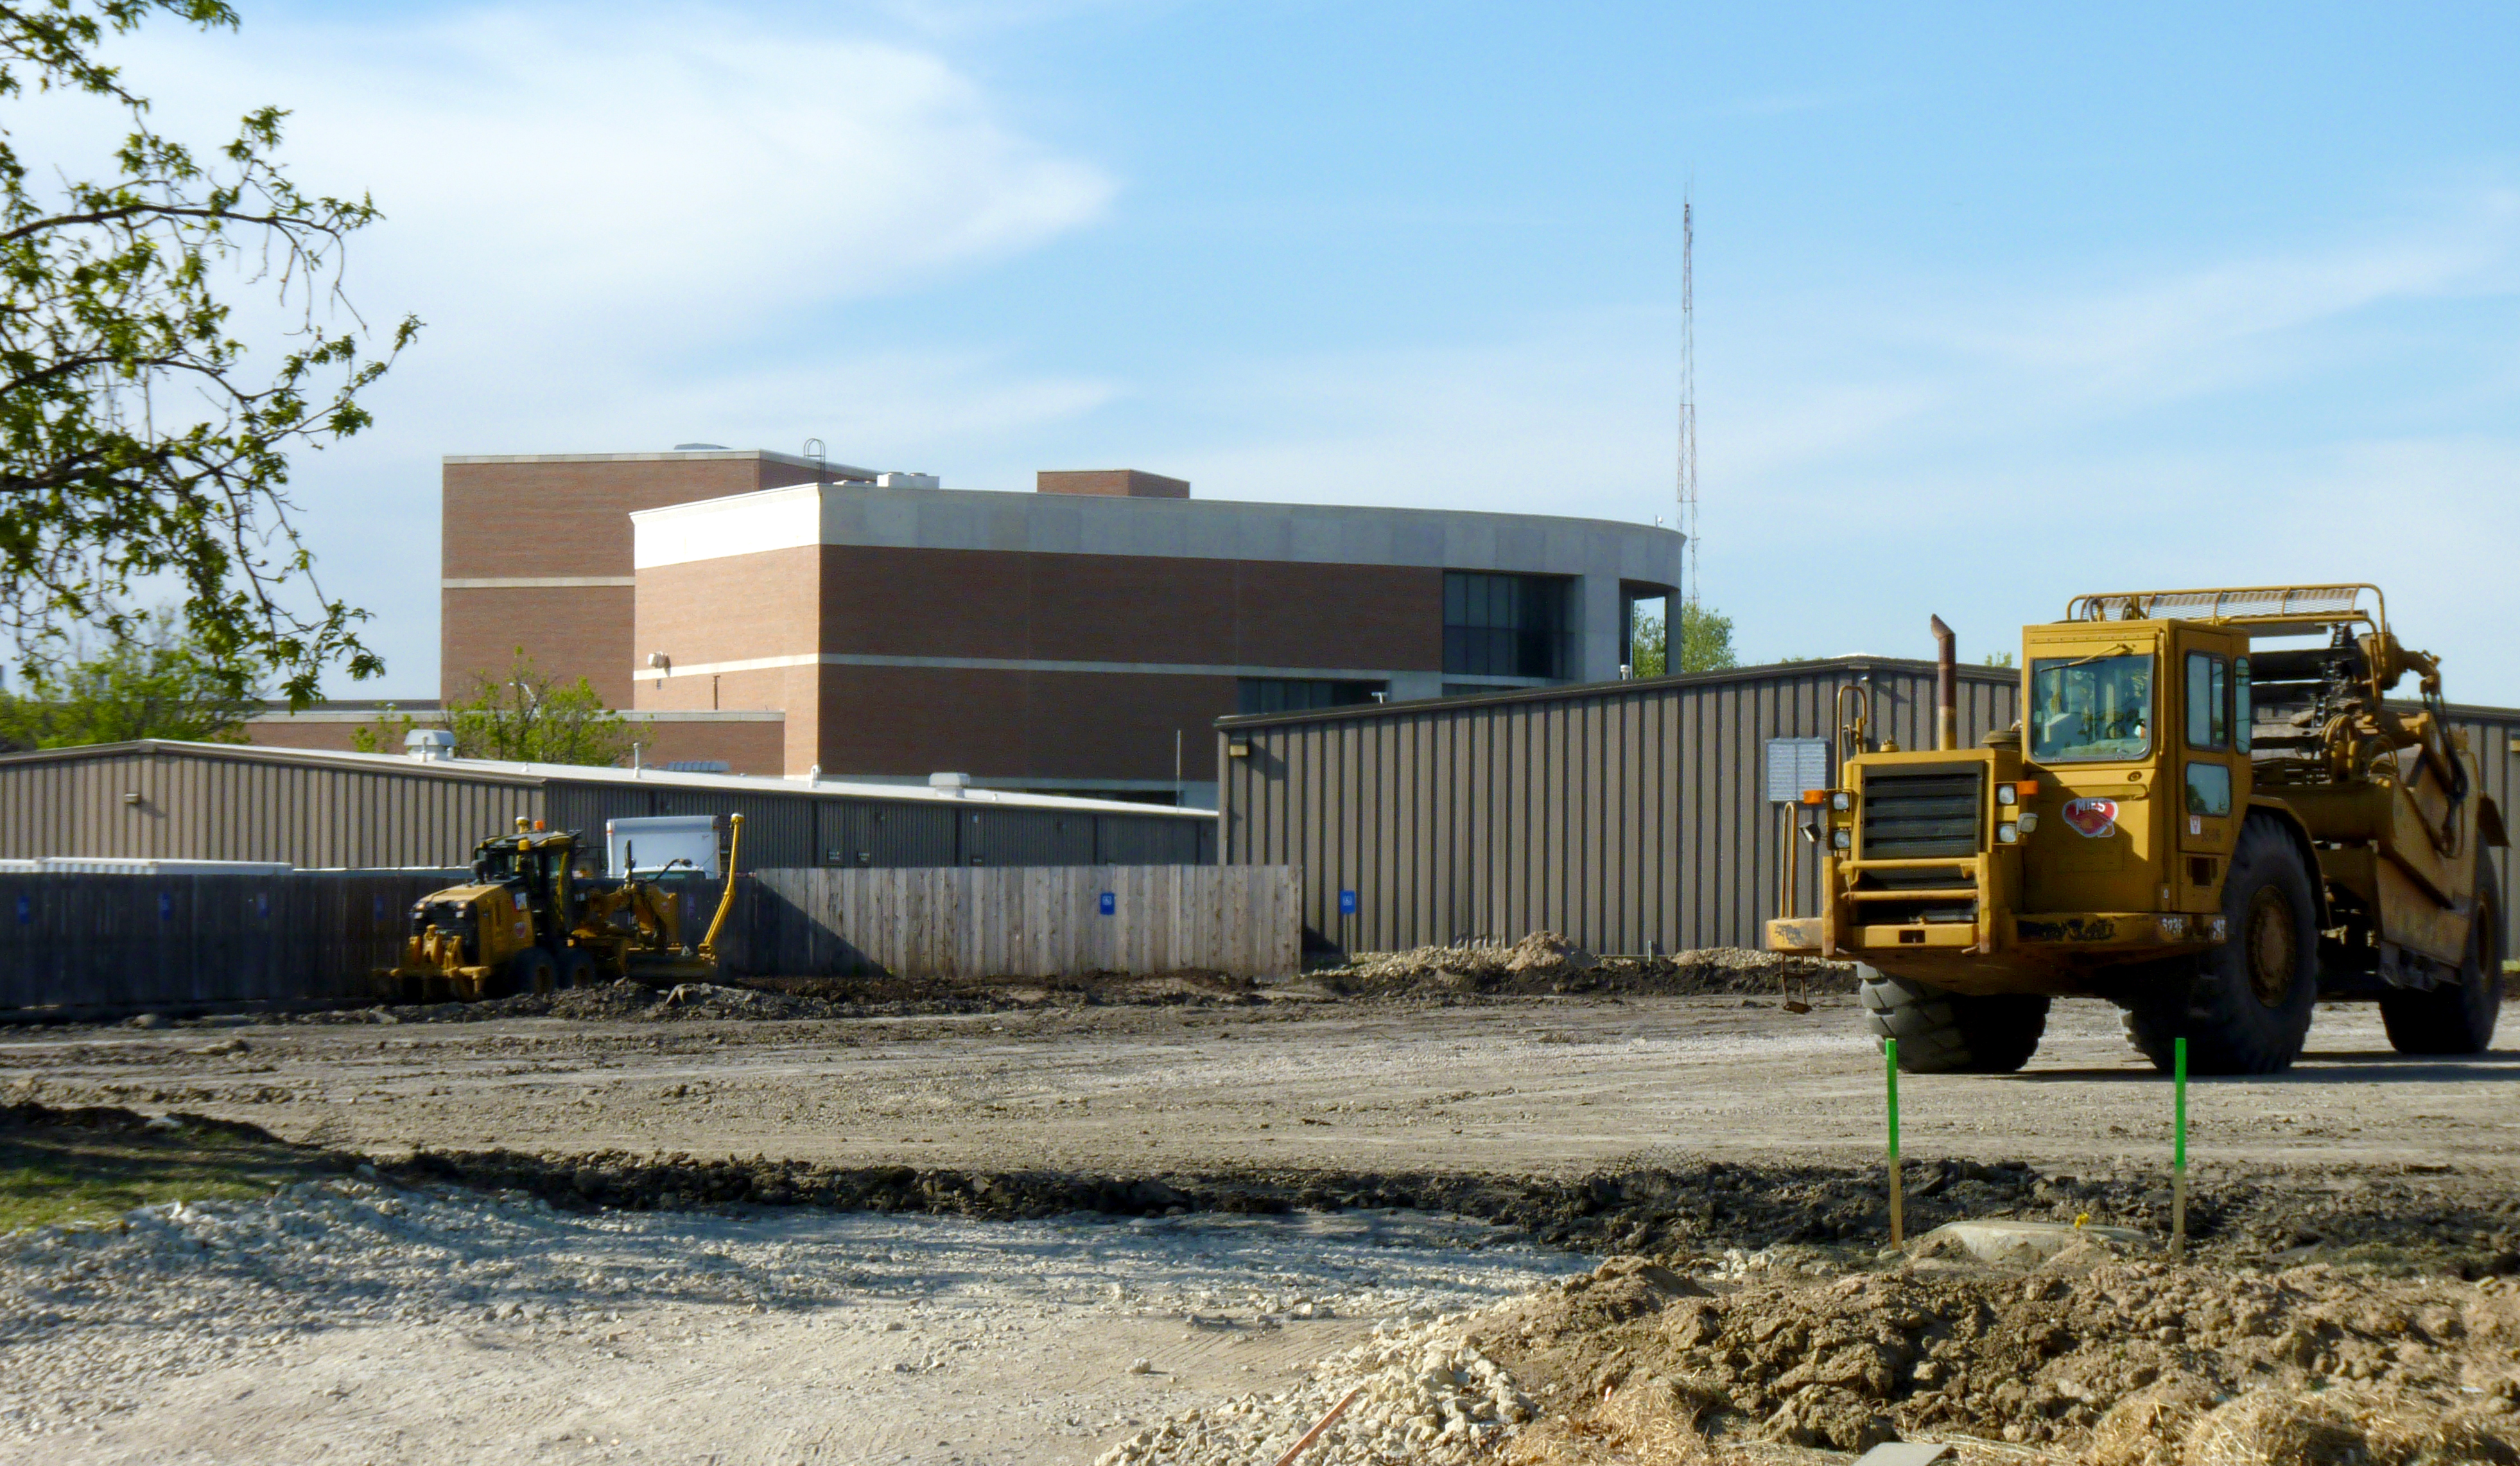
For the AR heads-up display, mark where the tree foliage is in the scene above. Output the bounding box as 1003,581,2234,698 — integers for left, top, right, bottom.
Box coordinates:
0,607,255,746
0,1,417,704
1631,600,1739,677
354,649,631,767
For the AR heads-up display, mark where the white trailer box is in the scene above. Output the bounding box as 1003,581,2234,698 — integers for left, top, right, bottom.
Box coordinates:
605,816,722,878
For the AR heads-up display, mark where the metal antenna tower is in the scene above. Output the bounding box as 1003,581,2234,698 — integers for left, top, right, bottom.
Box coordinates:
1678,191,1698,613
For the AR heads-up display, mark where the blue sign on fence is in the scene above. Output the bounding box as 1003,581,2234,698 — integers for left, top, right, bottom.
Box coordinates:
157,891,172,921
1098,891,1116,916
14,894,27,924
1338,889,1358,916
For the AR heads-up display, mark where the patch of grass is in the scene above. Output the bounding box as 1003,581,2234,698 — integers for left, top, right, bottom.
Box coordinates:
0,1119,338,1233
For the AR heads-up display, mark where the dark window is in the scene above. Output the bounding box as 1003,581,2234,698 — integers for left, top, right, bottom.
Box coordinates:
2185,652,2229,750
1442,572,1570,679
1236,678,1385,715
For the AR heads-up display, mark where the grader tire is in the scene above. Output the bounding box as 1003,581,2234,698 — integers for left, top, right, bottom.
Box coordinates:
499,948,558,999
1859,968,2049,1073
2123,814,2318,1075
555,947,596,991
2379,877,2503,1056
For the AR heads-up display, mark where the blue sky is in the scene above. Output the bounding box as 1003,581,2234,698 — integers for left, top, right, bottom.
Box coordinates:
55,2,2520,699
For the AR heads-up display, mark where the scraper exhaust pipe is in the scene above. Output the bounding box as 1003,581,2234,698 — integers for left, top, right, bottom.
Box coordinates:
1931,615,1957,752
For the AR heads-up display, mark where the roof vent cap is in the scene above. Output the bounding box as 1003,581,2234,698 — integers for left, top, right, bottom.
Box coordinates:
673,442,729,451
928,771,971,796
405,728,456,762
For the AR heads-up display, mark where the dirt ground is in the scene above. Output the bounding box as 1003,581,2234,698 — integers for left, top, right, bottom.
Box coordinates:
6,991,2515,1187
7,982,2520,1464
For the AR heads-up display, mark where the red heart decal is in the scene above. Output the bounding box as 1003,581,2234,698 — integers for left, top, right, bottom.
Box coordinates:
2061,798,2118,838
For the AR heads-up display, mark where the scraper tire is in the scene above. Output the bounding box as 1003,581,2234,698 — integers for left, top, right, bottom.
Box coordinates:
1859,968,2049,1073
2378,875,2501,1056
2121,813,2318,1075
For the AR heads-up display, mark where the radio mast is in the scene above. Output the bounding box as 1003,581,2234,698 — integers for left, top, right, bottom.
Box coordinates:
1678,191,1698,614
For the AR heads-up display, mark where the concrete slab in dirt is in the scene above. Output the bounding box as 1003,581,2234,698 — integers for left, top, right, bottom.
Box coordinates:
1916,1219,2150,1266
1853,1444,1956,1465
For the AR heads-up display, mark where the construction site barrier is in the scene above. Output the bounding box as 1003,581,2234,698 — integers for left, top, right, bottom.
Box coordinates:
0,864,1305,1017
730,864,1303,982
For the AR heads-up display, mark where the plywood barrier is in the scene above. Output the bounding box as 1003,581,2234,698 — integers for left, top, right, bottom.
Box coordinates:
734,865,1302,980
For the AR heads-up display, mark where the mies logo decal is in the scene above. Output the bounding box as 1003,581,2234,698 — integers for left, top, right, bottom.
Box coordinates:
2061,798,2119,839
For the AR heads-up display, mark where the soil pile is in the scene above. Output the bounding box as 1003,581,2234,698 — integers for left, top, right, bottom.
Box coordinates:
1482,1251,2520,1464
1308,937,1852,999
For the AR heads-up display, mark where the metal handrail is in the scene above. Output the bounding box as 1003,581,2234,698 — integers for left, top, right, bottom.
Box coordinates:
2064,583,2386,634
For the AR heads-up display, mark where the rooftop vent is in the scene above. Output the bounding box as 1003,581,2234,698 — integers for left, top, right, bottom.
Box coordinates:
1037,469,1188,499
660,759,730,774
673,442,729,451
405,728,456,762
876,471,940,489
929,771,971,795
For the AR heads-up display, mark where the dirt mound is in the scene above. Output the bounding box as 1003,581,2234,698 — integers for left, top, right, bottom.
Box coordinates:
1477,1252,2520,1463
1308,939,1852,999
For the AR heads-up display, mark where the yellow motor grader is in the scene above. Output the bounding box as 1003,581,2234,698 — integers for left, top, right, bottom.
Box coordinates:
385,814,745,1001
1766,584,2507,1076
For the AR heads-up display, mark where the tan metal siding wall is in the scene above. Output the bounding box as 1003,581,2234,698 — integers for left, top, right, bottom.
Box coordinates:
2443,708,2519,959
1219,661,2021,954
0,751,541,867
1222,681,1690,954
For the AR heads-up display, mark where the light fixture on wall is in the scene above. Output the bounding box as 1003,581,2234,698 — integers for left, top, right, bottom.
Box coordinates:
647,651,670,689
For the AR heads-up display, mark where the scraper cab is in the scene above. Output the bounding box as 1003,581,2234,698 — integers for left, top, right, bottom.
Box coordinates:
383,813,746,1002
1766,585,2507,1078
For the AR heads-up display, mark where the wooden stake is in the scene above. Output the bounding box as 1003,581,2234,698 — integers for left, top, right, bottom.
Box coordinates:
1273,1386,1363,1466
1886,1036,1904,1248
2171,1036,2188,1258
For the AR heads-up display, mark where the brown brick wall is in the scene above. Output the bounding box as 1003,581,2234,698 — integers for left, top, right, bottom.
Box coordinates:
1036,469,1189,498
440,455,826,701
442,457,824,580
633,663,821,775
813,666,1234,782
442,584,638,708
634,548,821,670
815,546,1441,670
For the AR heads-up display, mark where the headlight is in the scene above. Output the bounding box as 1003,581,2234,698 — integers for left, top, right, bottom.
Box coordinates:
1995,824,2020,844
1830,791,1851,811
1830,830,1851,850
1996,784,2017,807
2017,812,2038,833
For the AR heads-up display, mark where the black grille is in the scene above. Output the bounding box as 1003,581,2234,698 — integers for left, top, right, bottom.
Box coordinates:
1861,764,1983,860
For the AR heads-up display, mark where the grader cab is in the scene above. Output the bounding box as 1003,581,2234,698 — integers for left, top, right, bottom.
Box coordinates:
1766,584,2507,1075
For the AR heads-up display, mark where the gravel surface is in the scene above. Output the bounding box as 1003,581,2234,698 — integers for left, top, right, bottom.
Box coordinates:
0,1178,1583,1464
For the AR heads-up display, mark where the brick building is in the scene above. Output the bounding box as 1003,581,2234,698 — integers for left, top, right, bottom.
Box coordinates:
259,449,1683,805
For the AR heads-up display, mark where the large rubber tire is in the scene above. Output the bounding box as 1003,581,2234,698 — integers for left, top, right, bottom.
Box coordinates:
555,947,596,991
501,947,558,999
2123,814,2318,1074
1859,968,2050,1073
2379,875,2503,1056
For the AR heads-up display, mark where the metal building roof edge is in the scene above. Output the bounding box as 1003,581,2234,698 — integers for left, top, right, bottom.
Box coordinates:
1212,656,2015,731
0,740,1215,820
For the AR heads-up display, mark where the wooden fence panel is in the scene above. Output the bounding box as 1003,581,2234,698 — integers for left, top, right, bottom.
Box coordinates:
736,864,1300,980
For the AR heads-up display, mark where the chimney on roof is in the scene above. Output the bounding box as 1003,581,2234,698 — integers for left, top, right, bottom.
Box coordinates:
1037,469,1189,499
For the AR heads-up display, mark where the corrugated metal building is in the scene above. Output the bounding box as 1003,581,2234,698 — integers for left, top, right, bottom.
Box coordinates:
1216,657,2520,957
0,742,1214,871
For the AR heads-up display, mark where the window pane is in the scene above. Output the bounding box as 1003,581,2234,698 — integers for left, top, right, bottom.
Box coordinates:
2185,652,2216,749
2209,658,2229,748
2029,654,2154,762
1443,573,1466,626
2185,760,2233,817
2234,657,2251,753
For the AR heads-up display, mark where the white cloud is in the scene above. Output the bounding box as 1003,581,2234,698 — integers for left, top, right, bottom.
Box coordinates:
10,4,1122,691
